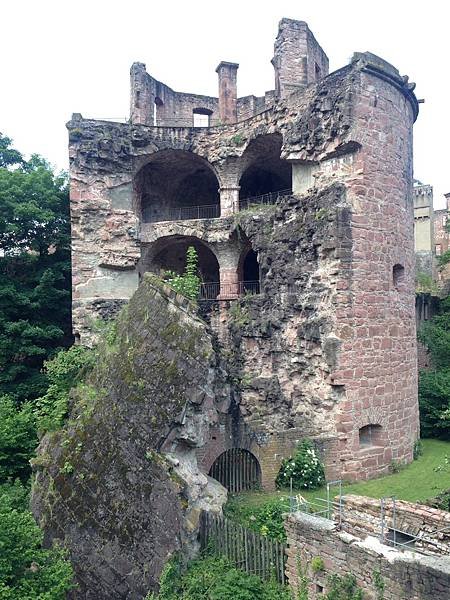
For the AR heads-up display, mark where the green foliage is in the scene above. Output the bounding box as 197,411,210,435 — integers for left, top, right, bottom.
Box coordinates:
224,495,290,542
276,440,325,491
0,133,71,402
0,481,74,599
311,556,324,573
0,396,37,483
372,569,385,600
34,345,96,433
418,298,450,438
325,574,363,600
419,369,450,439
148,554,291,600
416,272,439,294
164,246,201,301
295,558,309,600
437,249,450,268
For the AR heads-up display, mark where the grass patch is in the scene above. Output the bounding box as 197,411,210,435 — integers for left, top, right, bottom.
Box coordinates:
225,439,450,538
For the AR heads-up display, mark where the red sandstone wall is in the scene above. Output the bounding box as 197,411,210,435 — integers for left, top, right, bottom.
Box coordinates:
332,68,419,479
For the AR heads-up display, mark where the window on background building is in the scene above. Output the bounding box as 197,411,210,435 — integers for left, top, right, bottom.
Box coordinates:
436,244,442,256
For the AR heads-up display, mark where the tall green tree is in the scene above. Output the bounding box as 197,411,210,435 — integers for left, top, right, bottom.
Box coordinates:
0,133,71,402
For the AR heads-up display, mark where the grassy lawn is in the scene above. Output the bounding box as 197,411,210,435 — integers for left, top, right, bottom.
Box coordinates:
226,439,450,526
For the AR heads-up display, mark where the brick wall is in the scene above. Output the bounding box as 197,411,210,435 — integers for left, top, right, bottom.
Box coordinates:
337,494,450,555
285,511,450,599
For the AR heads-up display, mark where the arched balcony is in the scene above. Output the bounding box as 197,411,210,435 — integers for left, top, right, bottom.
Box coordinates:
135,150,221,224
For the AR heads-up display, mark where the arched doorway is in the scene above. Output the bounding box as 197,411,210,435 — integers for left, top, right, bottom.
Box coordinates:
209,449,261,493
145,236,219,285
135,150,220,223
238,247,260,295
239,134,291,205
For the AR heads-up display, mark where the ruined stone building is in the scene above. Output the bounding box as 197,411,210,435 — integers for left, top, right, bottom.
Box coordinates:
32,19,422,597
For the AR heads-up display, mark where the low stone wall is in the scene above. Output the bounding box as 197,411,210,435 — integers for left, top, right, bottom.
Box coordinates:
285,511,450,599
338,494,450,555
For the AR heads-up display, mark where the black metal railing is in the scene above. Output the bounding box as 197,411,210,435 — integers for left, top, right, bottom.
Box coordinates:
199,280,260,301
239,188,292,211
143,204,220,223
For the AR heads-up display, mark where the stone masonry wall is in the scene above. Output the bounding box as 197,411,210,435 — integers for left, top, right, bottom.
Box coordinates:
285,511,450,600
337,494,450,555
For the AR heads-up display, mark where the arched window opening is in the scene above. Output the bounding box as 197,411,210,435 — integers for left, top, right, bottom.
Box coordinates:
153,97,164,126
393,264,405,290
359,424,383,448
136,150,220,223
239,134,291,206
242,249,260,294
209,448,261,493
193,108,212,128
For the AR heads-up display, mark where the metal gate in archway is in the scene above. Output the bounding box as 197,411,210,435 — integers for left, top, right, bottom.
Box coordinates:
209,448,261,493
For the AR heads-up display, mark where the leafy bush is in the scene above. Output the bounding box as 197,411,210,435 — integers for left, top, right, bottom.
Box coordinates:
326,573,363,600
0,396,37,482
224,495,289,542
276,440,325,490
147,554,291,600
0,481,74,599
34,345,96,433
164,246,201,301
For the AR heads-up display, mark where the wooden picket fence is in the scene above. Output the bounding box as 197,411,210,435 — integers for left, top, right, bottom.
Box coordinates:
200,511,286,584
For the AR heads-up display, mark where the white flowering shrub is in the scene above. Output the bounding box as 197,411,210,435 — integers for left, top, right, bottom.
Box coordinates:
275,440,325,490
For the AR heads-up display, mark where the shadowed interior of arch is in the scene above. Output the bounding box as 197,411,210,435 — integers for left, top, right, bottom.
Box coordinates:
135,150,220,222
209,448,261,493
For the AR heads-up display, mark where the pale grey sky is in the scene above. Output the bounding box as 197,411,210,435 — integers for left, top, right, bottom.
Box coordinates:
1,0,448,206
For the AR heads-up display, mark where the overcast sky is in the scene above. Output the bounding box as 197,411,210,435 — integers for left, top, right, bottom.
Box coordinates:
1,0,448,207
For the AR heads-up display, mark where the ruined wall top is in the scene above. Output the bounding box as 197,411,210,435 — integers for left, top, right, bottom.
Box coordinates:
272,18,329,98
129,18,329,126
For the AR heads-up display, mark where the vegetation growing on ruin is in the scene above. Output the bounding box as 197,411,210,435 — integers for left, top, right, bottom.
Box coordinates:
275,440,325,491
145,553,291,600
418,295,450,438
164,246,201,301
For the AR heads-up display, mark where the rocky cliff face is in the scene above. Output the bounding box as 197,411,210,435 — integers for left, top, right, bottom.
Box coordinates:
31,275,227,599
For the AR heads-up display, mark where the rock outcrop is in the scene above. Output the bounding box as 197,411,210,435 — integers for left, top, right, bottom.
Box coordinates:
31,275,227,599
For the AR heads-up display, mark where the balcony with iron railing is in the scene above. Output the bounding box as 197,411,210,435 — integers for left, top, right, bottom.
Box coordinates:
140,189,292,225
199,280,260,301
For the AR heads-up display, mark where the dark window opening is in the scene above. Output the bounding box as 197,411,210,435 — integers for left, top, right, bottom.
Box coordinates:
135,90,141,108
359,424,383,448
316,584,324,594
242,249,260,292
315,62,322,80
209,448,261,493
393,264,405,290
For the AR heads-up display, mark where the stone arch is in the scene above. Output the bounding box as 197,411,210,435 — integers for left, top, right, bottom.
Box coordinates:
134,150,221,222
209,448,261,493
140,235,219,287
238,133,291,201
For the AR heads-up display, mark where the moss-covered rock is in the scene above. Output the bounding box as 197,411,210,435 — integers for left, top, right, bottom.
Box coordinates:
31,274,226,599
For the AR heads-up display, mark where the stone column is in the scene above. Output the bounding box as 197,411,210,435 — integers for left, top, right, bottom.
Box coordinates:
216,243,242,300
219,186,240,217
216,61,239,124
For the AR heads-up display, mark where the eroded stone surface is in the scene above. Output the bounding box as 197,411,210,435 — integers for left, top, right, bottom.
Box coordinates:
31,275,227,599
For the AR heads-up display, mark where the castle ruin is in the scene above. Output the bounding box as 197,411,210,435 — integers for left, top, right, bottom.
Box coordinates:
32,19,421,597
